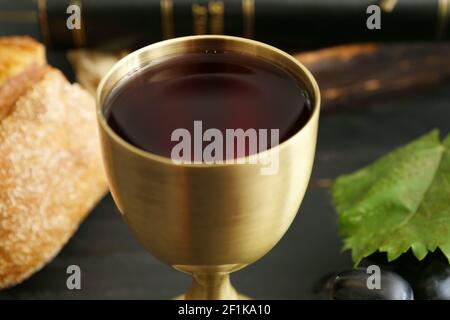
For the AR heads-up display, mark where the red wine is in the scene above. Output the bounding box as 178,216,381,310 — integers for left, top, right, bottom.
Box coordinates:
105,51,311,160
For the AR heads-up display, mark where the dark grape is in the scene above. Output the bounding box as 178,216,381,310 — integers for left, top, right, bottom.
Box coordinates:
361,250,422,288
415,254,450,300
361,249,450,300
327,268,413,300
312,273,337,300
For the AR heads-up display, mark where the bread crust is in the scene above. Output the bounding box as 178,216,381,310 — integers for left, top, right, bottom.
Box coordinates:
0,68,107,289
0,36,46,86
0,37,47,123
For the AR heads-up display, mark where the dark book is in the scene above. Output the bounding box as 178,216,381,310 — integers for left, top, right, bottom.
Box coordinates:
27,0,450,50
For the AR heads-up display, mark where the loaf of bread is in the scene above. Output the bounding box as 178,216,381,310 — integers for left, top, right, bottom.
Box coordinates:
0,37,108,289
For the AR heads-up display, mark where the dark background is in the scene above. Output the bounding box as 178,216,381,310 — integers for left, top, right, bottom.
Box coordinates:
0,1,449,299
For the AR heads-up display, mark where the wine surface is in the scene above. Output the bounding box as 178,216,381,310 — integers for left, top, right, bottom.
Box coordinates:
105,51,312,159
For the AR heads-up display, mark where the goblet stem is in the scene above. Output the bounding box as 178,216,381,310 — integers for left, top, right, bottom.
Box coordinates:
185,274,238,300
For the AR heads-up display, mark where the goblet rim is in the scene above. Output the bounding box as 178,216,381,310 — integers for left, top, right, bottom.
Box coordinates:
96,35,320,167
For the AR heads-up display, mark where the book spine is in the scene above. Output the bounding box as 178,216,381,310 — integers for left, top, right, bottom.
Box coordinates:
35,0,450,50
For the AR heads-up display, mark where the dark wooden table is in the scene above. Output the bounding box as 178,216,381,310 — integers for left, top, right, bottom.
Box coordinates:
1,46,448,298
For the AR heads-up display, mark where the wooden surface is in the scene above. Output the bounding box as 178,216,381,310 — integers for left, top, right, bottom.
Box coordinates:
298,43,450,111
0,48,449,299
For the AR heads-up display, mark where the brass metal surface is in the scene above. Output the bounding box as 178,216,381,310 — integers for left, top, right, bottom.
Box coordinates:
97,35,320,299
242,0,255,38
160,0,174,40
437,0,449,39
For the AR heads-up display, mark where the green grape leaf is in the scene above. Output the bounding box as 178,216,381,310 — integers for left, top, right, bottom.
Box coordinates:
332,130,450,266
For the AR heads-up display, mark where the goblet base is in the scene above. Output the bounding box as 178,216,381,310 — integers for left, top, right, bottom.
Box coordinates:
173,273,250,300
174,293,251,300
173,293,252,300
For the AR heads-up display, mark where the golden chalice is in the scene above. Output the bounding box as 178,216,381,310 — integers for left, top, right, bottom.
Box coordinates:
96,35,320,299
